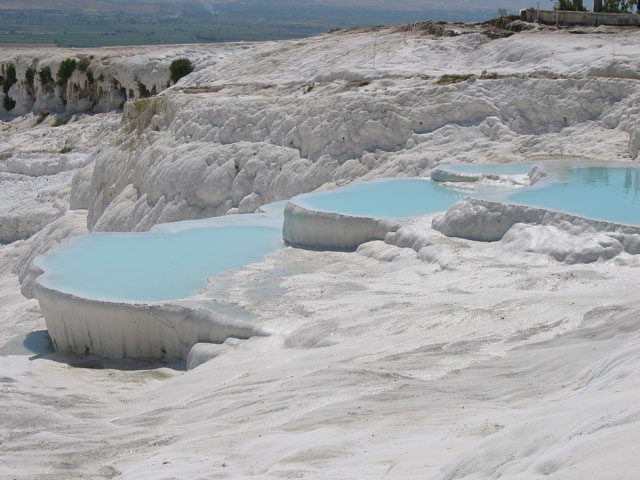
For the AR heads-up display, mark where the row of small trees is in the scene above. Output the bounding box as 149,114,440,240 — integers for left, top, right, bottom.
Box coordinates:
605,0,638,12
1,57,193,112
0,59,80,111
558,0,639,12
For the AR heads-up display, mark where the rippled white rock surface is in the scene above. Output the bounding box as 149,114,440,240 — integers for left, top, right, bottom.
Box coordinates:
1,24,640,479
61,27,640,234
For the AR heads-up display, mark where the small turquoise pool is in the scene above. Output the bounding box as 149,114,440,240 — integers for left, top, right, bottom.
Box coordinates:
36,212,284,303
506,166,640,226
291,178,466,219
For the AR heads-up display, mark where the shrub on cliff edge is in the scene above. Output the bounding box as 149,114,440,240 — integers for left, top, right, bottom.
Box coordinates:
169,58,194,84
57,58,77,87
25,67,36,90
3,63,17,94
3,94,16,111
39,66,54,90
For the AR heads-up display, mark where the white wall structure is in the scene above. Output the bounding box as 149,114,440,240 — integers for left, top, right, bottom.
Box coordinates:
521,8,640,26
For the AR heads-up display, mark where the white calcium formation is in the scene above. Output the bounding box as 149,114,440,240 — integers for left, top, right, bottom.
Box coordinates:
1,24,640,478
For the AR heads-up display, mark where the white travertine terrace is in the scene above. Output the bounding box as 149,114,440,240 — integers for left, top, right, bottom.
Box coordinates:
34,282,267,359
282,201,399,251
433,197,640,242
2,25,640,479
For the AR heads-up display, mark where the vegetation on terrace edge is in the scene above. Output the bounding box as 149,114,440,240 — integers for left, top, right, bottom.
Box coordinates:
436,71,571,85
1,55,195,113
170,58,194,84
1,63,17,112
437,74,473,85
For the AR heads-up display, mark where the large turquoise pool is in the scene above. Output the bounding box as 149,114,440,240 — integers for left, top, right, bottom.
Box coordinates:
36,212,284,303
291,178,466,219
505,166,640,226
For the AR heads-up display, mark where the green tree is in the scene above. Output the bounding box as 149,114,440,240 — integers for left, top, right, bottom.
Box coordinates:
3,63,17,94
25,67,36,90
135,76,151,98
557,0,587,10
603,0,637,12
57,58,77,87
169,58,194,84
39,66,54,88
77,57,91,73
3,94,16,111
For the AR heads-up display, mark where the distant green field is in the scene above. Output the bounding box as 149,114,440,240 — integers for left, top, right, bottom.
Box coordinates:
0,3,494,47
0,8,324,46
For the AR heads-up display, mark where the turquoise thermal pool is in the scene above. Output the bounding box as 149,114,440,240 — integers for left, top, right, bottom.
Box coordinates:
35,164,640,304
506,166,640,226
36,181,467,303
291,178,466,219
36,221,283,303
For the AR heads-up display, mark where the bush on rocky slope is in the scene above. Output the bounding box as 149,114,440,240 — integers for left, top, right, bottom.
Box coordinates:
57,58,77,87
2,63,17,94
38,66,54,91
169,58,194,84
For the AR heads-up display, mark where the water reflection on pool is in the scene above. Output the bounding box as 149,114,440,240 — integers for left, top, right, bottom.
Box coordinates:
506,166,640,226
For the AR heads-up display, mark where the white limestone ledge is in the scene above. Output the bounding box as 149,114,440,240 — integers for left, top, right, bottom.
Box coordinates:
430,163,546,185
33,281,267,360
430,168,484,183
433,197,640,246
282,202,400,251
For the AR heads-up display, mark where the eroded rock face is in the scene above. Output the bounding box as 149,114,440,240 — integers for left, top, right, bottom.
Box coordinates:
1,58,136,117
76,74,640,233
0,44,230,117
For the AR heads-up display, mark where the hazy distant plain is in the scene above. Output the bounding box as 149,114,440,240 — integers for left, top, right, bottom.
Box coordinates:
0,0,545,47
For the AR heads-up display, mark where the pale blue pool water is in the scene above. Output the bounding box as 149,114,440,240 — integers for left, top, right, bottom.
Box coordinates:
506,166,640,226
442,162,533,175
37,224,283,303
292,178,466,218
38,165,640,304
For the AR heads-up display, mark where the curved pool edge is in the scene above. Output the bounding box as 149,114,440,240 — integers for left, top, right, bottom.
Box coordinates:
283,201,401,251
34,279,268,360
433,197,640,245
